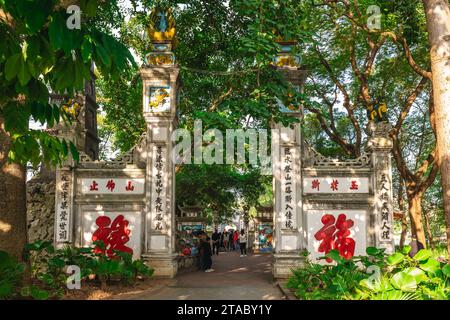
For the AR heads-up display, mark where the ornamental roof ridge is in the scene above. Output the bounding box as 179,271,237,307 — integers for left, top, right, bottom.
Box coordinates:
303,141,372,168
77,132,147,168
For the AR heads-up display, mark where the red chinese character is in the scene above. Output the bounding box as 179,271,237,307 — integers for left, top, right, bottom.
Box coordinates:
92,215,133,257
311,179,320,191
350,180,359,190
125,181,135,191
330,179,339,191
106,179,115,192
89,180,98,191
314,214,355,263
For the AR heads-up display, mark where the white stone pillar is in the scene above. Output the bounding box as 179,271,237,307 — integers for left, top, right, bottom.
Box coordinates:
271,45,308,278
366,122,395,253
272,119,306,278
140,65,180,277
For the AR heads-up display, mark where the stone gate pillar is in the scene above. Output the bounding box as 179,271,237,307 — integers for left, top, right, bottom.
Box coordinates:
366,122,395,253
271,41,308,279
140,7,180,277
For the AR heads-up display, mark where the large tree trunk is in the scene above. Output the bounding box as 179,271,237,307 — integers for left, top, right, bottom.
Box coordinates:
407,189,427,247
422,0,450,263
0,116,28,261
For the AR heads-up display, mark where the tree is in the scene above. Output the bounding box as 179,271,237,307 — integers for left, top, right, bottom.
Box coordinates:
297,0,439,247
421,0,450,261
0,0,135,260
96,0,304,219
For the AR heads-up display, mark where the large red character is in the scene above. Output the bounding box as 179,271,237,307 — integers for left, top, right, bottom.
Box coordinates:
92,215,133,257
314,213,355,263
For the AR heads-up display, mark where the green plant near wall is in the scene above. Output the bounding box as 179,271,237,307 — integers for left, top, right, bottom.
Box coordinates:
287,247,450,300
18,240,154,300
0,250,26,299
355,246,450,300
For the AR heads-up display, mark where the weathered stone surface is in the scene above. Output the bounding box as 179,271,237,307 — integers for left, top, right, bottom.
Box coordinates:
26,176,56,243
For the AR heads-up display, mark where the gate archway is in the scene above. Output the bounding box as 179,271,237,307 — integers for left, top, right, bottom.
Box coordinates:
53,7,394,280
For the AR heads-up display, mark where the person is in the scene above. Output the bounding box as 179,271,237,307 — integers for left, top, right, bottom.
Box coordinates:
228,230,234,251
239,229,247,257
199,233,214,272
223,231,229,251
211,228,220,255
233,230,239,251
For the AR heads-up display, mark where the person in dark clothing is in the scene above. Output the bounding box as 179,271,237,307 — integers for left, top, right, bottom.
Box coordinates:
211,228,220,255
199,233,214,272
228,230,234,251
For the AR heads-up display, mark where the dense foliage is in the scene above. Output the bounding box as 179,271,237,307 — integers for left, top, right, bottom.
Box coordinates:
0,0,136,166
0,241,153,300
287,247,450,300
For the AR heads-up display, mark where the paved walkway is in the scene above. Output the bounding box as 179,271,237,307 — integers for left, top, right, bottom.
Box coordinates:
117,251,285,300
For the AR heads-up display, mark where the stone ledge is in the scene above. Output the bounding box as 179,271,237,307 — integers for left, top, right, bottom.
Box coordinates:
276,281,297,300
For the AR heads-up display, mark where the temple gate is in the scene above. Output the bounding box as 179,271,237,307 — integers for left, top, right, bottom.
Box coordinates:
53,8,395,280
271,41,394,278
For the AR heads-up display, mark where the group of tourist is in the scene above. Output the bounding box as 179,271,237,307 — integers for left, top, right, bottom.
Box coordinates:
212,228,247,256
197,228,248,273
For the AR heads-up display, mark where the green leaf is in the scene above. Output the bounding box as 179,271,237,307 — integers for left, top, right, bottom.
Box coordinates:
412,249,432,262
27,36,41,57
390,272,417,292
17,57,31,85
326,249,346,264
403,267,427,284
53,105,60,123
401,246,411,255
61,140,68,157
45,103,54,128
48,257,65,269
95,44,111,68
81,37,93,62
5,53,21,80
48,13,64,50
442,265,450,278
24,8,46,33
30,286,49,300
84,0,98,17
386,252,404,266
20,286,31,297
70,142,79,162
419,258,441,276
366,247,383,256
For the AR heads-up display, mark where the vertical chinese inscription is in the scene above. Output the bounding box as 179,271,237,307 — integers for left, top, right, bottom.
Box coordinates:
281,147,296,229
151,145,166,231
379,173,392,241
56,170,71,242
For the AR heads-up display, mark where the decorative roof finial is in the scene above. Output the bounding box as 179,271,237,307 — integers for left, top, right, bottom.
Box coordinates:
145,6,177,66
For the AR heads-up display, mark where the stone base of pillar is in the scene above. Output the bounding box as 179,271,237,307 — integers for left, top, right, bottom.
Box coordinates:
272,252,305,279
142,253,178,278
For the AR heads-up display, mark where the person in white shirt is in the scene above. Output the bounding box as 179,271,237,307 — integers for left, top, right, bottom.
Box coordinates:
239,229,247,257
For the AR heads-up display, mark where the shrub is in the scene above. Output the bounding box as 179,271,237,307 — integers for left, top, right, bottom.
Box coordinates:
0,250,26,299
287,246,450,300
20,240,154,299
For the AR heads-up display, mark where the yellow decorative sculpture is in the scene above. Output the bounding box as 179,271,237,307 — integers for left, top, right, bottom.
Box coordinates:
369,102,388,122
149,88,170,110
272,40,301,68
274,55,301,68
147,7,176,42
